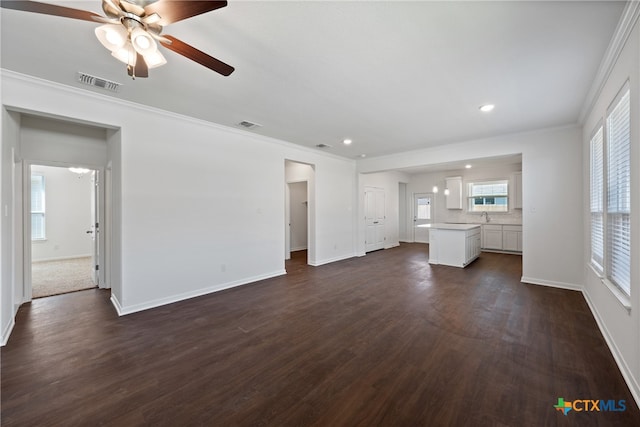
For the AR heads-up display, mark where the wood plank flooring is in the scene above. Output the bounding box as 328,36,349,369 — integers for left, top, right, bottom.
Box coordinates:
2,244,638,426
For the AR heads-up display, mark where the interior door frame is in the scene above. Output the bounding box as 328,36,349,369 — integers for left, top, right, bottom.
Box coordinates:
23,161,107,302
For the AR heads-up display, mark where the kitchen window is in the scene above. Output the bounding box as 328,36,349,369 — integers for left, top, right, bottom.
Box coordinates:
467,180,508,212
31,174,46,240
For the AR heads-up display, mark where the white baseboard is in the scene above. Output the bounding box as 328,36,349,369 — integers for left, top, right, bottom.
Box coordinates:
1,317,16,347
113,269,287,316
582,290,640,410
110,293,124,316
290,246,307,252
309,253,356,266
520,276,583,292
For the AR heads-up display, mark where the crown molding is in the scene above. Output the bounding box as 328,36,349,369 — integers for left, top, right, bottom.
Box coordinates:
579,0,640,123
1,69,355,165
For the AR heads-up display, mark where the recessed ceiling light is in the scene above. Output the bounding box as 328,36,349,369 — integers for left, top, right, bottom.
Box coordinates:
465,164,472,169
359,154,366,158
343,138,353,145
479,104,495,112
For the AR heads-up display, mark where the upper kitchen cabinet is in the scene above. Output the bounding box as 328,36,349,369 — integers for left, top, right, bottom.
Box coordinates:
445,176,463,209
513,172,522,209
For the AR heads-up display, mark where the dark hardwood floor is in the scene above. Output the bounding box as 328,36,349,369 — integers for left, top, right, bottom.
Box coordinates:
2,244,638,426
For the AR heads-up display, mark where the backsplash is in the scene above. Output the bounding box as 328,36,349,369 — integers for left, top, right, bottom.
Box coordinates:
443,209,523,225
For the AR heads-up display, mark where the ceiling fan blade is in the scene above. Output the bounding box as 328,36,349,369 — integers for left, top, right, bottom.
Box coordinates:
144,1,227,25
0,0,102,22
134,53,149,78
160,35,234,76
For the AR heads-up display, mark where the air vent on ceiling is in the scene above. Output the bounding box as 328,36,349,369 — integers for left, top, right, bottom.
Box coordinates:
76,72,121,93
315,143,332,149
238,120,262,129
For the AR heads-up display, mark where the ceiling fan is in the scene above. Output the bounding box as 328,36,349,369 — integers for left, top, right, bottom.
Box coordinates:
1,0,235,78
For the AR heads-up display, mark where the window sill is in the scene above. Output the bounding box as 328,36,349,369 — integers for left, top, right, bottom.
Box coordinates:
590,264,631,312
31,238,47,243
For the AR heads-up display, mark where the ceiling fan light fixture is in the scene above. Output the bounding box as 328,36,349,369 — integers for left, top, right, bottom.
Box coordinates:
131,27,157,56
112,42,137,66
144,49,167,69
95,24,127,52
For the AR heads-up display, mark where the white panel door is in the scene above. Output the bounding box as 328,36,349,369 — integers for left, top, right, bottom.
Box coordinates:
365,187,385,252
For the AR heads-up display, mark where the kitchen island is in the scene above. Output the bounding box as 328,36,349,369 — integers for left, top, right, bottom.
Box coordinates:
419,223,481,268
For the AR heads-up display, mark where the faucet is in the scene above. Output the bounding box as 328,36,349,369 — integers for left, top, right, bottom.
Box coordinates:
481,211,490,223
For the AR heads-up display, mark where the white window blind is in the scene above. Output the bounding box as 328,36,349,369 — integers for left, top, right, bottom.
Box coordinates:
590,126,604,273
31,175,46,240
605,84,631,295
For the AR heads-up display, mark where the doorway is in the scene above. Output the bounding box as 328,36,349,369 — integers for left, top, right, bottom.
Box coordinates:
28,164,103,299
365,186,385,252
284,160,315,265
288,181,308,253
413,193,434,243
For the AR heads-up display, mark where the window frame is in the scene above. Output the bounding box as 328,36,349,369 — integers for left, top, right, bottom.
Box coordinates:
604,82,631,297
467,179,509,213
31,174,46,241
588,80,631,308
589,124,604,274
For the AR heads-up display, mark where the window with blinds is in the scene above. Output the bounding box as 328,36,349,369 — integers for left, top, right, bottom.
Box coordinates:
467,180,508,212
31,174,46,240
590,126,604,273
605,83,631,296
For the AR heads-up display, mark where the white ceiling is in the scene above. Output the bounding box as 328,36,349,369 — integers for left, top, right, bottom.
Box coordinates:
0,1,626,160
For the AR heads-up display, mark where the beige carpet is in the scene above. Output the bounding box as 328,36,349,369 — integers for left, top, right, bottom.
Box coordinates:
32,257,96,298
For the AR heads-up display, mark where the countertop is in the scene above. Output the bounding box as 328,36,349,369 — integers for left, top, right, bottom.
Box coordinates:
444,222,522,226
417,223,481,231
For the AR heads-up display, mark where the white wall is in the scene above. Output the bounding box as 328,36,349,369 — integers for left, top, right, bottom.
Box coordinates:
30,165,93,262
582,10,640,405
1,71,357,332
1,108,20,345
358,124,583,289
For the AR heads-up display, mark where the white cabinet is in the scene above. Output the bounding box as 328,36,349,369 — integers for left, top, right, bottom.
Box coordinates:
465,230,482,265
482,224,503,250
429,225,480,267
481,224,522,253
513,172,522,209
445,176,463,210
502,225,522,252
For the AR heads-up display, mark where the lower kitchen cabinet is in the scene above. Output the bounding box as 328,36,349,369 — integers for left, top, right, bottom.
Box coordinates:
482,225,503,250
502,225,522,252
481,224,522,253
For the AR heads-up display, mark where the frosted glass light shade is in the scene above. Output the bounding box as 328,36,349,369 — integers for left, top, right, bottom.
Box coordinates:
131,27,157,56
95,24,127,52
144,49,167,69
112,43,137,65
